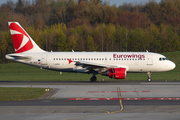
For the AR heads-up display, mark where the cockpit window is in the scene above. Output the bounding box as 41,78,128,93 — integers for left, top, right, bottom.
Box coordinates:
159,57,168,61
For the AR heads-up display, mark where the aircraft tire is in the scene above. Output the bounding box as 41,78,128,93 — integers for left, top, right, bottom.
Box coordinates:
147,78,152,82
90,76,97,82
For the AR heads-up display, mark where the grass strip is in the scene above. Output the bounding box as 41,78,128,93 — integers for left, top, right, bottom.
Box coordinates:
0,87,51,101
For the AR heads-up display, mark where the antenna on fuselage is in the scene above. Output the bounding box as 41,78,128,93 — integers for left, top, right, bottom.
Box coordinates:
72,50,74,52
146,50,148,52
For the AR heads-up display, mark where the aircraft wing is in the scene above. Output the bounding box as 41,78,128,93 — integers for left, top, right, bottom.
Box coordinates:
71,60,119,73
68,59,129,73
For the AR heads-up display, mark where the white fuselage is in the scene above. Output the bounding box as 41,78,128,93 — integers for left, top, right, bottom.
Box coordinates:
6,22,176,82
6,51,176,73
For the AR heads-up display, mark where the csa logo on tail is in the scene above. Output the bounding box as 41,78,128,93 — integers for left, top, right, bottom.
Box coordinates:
9,22,33,53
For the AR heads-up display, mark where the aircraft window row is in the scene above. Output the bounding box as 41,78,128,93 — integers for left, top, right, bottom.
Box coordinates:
54,58,145,61
54,58,106,60
159,58,168,61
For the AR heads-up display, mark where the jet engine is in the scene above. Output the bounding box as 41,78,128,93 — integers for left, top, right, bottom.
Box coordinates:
101,68,126,79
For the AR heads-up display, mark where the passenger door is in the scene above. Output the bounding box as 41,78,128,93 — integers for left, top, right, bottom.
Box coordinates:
147,54,153,65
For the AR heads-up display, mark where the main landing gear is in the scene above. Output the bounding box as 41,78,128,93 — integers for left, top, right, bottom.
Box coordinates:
90,71,98,82
147,72,152,82
90,76,97,82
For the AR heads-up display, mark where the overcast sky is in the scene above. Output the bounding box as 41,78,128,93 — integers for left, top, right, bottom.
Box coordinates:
0,0,161,6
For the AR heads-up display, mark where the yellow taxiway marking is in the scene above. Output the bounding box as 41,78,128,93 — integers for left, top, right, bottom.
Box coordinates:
117,87,124,111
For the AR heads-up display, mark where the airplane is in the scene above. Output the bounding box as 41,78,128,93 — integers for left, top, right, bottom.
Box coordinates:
5,22,176,82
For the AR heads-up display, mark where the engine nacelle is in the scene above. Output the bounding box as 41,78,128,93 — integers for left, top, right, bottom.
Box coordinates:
101,68,126,79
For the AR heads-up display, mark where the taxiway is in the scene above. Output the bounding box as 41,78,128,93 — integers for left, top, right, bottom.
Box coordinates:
0,81,180,120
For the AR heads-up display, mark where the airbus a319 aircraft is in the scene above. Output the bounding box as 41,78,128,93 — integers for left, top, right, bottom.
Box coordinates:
5,22,176,82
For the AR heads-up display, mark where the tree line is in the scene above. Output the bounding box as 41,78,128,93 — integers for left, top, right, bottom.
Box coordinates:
0,0,180,63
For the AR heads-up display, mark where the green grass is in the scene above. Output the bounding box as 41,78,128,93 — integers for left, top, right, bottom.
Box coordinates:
0,51,180,81
0,87,51,101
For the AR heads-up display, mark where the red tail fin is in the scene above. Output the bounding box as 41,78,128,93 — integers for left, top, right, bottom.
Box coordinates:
8,22,44,53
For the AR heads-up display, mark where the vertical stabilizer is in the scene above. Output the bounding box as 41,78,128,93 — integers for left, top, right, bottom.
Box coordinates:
8,22,45,53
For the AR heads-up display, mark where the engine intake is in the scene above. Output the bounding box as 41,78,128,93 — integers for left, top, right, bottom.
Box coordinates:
101,68,126,79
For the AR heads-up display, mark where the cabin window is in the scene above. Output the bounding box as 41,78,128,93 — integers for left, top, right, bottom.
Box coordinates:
64,58,66,60
54,58,55,60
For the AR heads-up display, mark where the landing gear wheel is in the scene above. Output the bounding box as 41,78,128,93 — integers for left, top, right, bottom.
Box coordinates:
147,72,152,82
90,76,97,82
147,78,152,82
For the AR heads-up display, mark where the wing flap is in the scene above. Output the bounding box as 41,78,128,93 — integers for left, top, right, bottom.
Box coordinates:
75,61,118,68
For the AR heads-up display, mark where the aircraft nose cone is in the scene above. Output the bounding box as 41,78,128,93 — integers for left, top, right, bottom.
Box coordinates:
168,61,176,70
171,62,176,70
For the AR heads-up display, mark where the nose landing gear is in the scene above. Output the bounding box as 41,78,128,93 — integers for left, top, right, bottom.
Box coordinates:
147,72,152,82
